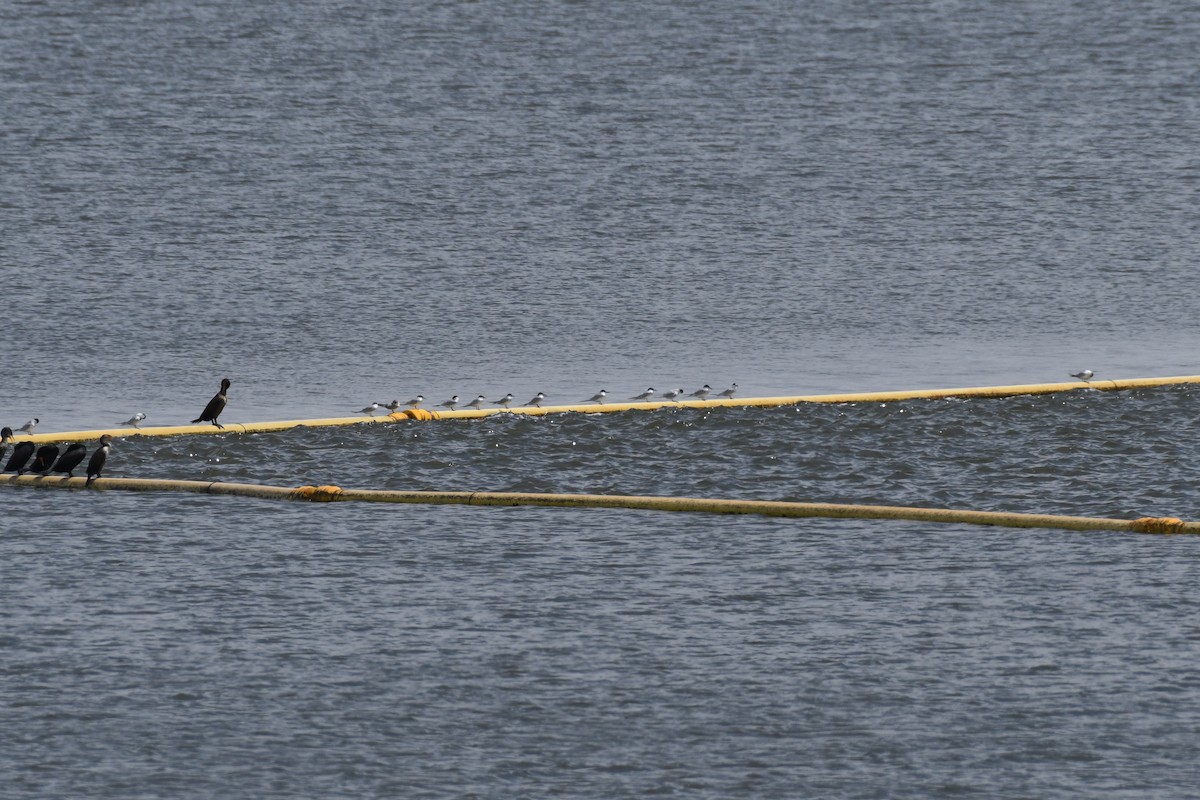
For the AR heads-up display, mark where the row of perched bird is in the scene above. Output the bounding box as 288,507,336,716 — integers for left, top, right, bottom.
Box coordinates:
356,383,741,414
354,373,1103,413
1,430,113,485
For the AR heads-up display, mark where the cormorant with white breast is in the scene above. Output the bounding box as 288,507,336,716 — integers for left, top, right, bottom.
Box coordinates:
87,435,113,487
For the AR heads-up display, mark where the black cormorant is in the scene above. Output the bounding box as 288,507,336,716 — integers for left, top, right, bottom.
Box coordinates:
28,445,60,475
52,443,88,478
5,441,35,474
192,378,231,429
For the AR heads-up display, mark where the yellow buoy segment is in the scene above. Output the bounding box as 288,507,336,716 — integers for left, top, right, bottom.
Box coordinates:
16,374,1200,444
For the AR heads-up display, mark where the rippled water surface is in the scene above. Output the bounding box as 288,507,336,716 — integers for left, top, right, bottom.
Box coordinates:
5,0,1200,797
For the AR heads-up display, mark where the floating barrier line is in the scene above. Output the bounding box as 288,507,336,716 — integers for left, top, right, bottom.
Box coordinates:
16,374,1200,445
0,474,1194,535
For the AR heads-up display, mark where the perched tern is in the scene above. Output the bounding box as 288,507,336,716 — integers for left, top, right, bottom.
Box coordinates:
404,395,424,408
662,388,684,401
715,383,739,399
438,395,460,410
493,393,514,408
524,392,546,407
689,385,712,400
121,412,147,428
630,388,656,401
465,395,486,409
585,390,607,404
358,403,384,416
1070,370,1094,382
18,418,38,434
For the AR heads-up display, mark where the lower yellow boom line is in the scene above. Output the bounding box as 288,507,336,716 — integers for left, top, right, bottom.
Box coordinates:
1,474,1194,535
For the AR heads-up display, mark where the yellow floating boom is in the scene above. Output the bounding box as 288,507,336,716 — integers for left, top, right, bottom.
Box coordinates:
17,374,1200,444
0,473,1194,535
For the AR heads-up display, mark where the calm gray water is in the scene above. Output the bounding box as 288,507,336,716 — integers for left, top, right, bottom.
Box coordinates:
5,1,1200,797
